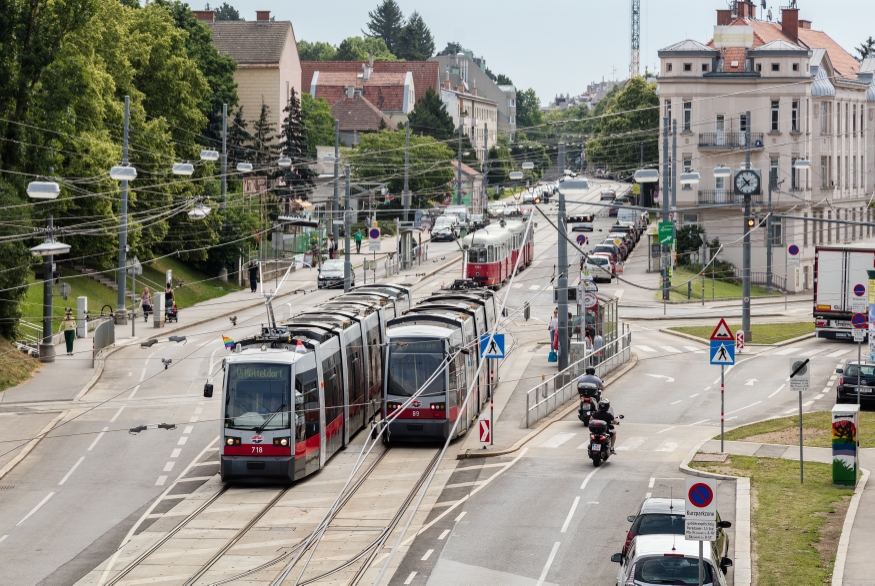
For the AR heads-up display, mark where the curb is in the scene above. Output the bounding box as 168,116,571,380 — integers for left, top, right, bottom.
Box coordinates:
624,313,786,321
456,354,639,460
831,467,871,586
659,327,814,348
0,410,68,482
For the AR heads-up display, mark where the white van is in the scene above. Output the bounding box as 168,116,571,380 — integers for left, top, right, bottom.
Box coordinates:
445,205,469,223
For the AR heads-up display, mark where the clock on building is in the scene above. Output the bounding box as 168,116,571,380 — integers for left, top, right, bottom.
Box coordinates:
733,169,762,196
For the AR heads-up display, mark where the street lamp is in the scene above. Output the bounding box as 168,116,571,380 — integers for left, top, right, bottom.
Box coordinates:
522,162,534,171
634,169,660,183
200,149,219,161
236,162,253,173
172,162,194,176
713,165,732,178
27,181,60,199
109,165,137,181
277,157,292,168
30,237,70,257
679,171,701,186
793,159,811,169
509,171,524,181
188,203,212,221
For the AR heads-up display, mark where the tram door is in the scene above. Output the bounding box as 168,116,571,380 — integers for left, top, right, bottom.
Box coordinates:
294,353,320,478
344,327,366,440
320,347,344,463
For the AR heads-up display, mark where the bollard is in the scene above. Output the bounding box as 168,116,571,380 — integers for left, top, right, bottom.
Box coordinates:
524,301,530,321
687,281,692,300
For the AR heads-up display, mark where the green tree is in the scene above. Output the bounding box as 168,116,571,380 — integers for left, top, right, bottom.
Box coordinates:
210,2,242,21
495,74,513,86
363,0,405,54
227,106,253,164
336,36,397,61
857,36,875,60
515,88,544,133
302,93,336,157
276,88,316,200
486,145,513,185
297,40,338,61
396,11,435,61
251,101,277,171
405,87,455,140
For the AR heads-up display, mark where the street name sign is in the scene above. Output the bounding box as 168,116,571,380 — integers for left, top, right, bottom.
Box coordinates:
685,477,717,541
789,358,810,392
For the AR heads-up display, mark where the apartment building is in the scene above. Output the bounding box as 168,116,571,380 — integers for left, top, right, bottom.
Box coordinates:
439,71,498,163
658,1,875,292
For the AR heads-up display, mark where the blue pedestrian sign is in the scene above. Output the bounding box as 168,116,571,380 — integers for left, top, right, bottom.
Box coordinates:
576,234,587,246
480,334,505,359
710,341,735,365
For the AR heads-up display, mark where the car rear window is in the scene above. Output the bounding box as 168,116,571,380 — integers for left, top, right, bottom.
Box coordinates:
633,513,685,536
846,365,875,378
635,556,714,585
594,245,615,253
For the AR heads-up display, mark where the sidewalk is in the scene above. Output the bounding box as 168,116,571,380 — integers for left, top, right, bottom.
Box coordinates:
699,439,875,586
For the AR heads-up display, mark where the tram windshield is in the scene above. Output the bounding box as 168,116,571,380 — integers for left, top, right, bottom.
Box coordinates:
467,246,487,263
386,339,446,397
225,363,291,430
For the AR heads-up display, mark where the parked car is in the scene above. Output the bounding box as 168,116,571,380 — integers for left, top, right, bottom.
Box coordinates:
568,215,595,232
503,205,522,217
469,213,488,230
585,256,613,282
593,243,620,264
318,259,353,289
487,202,506,218
835,361,875,403
603,238,628,260
600,189,617,201
609,195,633,216
591,252,616,275
612,534,732,586
622,498,730,559
431,215,459,241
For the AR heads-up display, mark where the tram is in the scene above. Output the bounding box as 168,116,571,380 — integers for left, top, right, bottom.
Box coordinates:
460,219,533,288
212,284,409,483
505,220,534,271
382,287,500,443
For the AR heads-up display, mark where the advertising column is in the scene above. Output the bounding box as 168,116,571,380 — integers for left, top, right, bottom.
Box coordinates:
831,404,860,487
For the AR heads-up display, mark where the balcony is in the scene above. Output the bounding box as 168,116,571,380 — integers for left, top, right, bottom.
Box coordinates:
698,190,764,206
698,132,765,150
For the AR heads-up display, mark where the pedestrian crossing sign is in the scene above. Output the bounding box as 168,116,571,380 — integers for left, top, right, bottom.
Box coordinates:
480,334,505,359
709,340,735,365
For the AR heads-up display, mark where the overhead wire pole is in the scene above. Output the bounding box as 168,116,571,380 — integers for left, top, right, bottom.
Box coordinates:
456,115,463,205
116,95,130,325
766,168,773,292
221,103,227,208
344,164,351,293
333,119,340,245
742,110,752,340
403,122,410,222
41,214,54,360
557,142,569,370
631,0,641,77
662,117,670,305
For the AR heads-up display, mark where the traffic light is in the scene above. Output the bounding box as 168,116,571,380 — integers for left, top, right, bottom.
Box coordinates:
746,217,756,228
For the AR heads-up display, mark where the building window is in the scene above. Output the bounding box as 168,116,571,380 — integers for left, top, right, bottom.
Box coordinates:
821,102,828,134
853,157,857,188
682,158,692,190
838,157,842,189
665,101,672,123
771,220,783,247
828,211,832,243
682,213,699,225
771,63,780,72
846,103,850,134
853,105,857,133
702,63,709,72
684,63,692,72
509,98,515,107
715,176,726,193
666,63,673,73
756,63,762,73
771,100,780,131
846,156,850,189
821,156,828,189
793,63,799,71
803,213,808,246
791,101,799,132
509,116,515,125
683,101,692,131
791,157,799,190
770,156,779,187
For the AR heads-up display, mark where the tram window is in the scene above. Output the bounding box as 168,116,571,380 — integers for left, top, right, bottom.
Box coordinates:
346,335,364,402
322,352,343,410
368,323,381,384
225,364,291,430
468,247,487,263
295,362,319,439
387,340,445,396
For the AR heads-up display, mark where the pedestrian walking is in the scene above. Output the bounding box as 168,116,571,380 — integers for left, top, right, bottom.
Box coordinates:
141,287,152,322
59,309,76,355
593,332,605,365
354,230,362,253
547,308,559,346
248,262,258,292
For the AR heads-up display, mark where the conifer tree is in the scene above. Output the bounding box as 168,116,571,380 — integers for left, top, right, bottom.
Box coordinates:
276,88,315,200
363,0,404,54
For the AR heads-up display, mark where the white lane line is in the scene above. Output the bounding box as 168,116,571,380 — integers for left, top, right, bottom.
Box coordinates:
58,457,85,486
823,386,832,394
774,347,801,355
726,401,762,415
683,346,705,354
88,427,108,451
657,427,676,434
661,346,681,353
703,387,711,391
163,462,175,472
178,437,188,446
645,492,652,498
803,400,815,407
127,385,141,400
615,437,647,451
540,433,576,448
614,289,625,299
155,475,168,486
580,466,602,490
801,348,825,357
635,345,656,353
404,572,417,585
815,393,825,400
454,512,466,523
784,407,797,414
768,384,786,398
536,541,561,586
688,419,710,426
690,393,700,398
421,549,434,561
0,535,6,545
513,283,523,289
208,347,222,377
194,407,203,415
184,426,194,434
189,416,199,423
648,477,655,488
109,406,124,423
529,285,540,291
828,349,851,358
587,501,599,504
438,529,451,540
16,492,55,526
560,497,580,533
670,400,682,405
171,449,181,458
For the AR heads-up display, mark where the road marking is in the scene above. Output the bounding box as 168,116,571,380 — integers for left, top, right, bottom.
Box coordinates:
536,541,561,586
184,426,194,434
768,384,786,398
827,349,851,358
513,284,523,289
688,419,710,426
636,345,656,353
421,549,434,561
177,437,188,446
657,427,676,434
614,289,625,299
540,433,576,448
661,346,681,353
404,572,417,585
823,386,832,394
171,449,181,458
775,347,801,355
155,475,168,486
587,501,599,504
683,346,705,354
560,497,580,533
670,400,682,405
645,492,652,498
0,535,6,545
194,407,203,415
58,457,85,486
801,348,825,357
438,529,450,540
784,407,797,414
580,466,602,490
648,477,655,488
726,401,761,415
189,416,199,423
16,492,55,526
703,387,711,391
689,394,700,399
655,442,678,453
88,427,109,451
803,400,815,407
454,512,466,523
615,437,647,451
163,462,175,472
529,285,540,291
110,406,124,423
127,385,141,400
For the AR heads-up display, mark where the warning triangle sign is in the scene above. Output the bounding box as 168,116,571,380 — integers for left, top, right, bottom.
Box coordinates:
710,318,734,341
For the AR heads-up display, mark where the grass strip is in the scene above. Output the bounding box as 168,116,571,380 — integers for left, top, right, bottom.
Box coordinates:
690,456,852,586
658,268,782,301
723,411,875,449
668,321,814,345
0,338,40,393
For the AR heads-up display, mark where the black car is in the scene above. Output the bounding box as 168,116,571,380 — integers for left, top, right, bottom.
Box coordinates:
836,361,875,403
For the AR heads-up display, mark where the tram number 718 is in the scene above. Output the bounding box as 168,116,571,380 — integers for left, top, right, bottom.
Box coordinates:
251,446,263,454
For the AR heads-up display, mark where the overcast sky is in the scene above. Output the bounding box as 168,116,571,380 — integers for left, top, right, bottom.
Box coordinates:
222,0,872,104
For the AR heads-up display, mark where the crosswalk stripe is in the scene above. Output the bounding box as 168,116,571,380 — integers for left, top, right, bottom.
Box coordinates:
635,345,656,353
540,433,576,448
615,437,647,451
801,348,825,356
529,285,540,291
774,347,800,355
683,346,705,354
827,349,852,358
661,346,681,353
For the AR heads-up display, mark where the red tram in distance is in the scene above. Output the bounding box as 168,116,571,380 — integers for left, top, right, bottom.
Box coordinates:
460,220,533,289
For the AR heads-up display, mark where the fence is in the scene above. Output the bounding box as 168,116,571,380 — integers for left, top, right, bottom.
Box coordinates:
524,326,632,428
731,269,787,291
92,317,115,368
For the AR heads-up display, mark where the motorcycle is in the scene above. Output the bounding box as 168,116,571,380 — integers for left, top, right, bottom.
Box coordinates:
577,383,602,426
587,415,624,467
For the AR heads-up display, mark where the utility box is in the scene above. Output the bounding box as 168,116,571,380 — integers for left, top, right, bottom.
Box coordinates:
153,295,165,328
77,296,88,338
832,404,860,487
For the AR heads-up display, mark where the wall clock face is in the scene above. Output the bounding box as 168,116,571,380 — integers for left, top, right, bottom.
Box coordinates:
734,170,761,195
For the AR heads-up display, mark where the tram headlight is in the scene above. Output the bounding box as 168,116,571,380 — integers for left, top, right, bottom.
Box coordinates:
226,437,241,446
273,437,290,446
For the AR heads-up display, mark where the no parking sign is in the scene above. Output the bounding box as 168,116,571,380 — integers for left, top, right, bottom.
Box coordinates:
576,234,587,246
685,477,717,541
369,227,381,252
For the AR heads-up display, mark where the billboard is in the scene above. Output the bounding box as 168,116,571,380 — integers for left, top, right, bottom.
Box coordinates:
713,26,754,48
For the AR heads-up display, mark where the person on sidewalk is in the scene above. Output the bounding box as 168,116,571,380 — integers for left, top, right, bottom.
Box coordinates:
58,309,76,356
248,262,258,292
141,287,152,322
548,308,559,346
354,230,362,253
593,331,605,365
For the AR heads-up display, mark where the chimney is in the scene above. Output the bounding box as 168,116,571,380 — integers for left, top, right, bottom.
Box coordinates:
256,10,270,21
362,62,371,81
471,79,477,96
443,70,451,90
736,1,755,19
781,8,799,42
798,19,812,29
346,86,355,99
717,9,732,26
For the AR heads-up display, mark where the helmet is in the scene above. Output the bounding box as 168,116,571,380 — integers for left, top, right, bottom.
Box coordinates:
585,367,596,375
598,398,611,410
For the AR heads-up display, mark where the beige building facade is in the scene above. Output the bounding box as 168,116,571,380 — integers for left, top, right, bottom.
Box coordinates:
658,1,875,293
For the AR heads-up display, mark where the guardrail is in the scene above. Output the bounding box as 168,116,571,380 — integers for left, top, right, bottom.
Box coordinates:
524,326,632,428
92,317,115,368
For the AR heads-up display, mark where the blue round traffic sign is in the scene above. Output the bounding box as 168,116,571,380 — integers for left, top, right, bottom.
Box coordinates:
788,244,800,256
852,313,868,329
688,483,714,508
855,284,866,297
576,234,587,245
368,228,380,239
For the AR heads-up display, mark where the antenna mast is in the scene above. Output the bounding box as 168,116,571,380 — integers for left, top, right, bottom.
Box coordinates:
631,0,641,77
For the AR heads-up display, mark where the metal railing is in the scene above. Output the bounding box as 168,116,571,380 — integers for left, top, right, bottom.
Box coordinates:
697,190,764,206
731,269,786,291
92,317,115,368
698,132,764,149
524,326,632,428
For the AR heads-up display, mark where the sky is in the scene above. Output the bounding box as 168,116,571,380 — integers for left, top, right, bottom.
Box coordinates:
220,0,873,104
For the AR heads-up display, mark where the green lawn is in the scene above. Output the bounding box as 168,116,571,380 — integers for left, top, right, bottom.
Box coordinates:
668,321,814,345
690,456,852,586
724,411,875,449
660,268,783,301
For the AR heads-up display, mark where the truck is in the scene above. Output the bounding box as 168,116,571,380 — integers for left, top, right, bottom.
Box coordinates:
813,245,875,340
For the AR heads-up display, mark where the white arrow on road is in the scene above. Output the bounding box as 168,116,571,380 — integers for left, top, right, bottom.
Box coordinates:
646,374,676,383
744,379,758,386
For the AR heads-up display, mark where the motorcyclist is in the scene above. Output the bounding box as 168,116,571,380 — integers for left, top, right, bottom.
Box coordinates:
577,367,604,390
592,398,620,454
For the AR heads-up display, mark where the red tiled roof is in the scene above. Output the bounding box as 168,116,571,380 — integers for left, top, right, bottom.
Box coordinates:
451,160,481,178
313,74,407,112
722,47,747,72
331,95,397,133
301,61,439,103
207,22,293,65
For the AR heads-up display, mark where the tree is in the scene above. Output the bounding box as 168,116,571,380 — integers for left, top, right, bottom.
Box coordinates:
210,2,242,21
336,36,397,61
516,88,544,133
276,88,315,200
495,74,513,86
301,93,336,158
486,145,514,185
454,134,478,167
396,11,435,61
251,101,277,171
363,0,405,54
405,87,455,140
297,40,338,61
857,36,875,60
227,105,253,164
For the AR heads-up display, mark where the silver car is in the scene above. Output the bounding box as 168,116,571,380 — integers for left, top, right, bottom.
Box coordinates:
317,259,352,289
